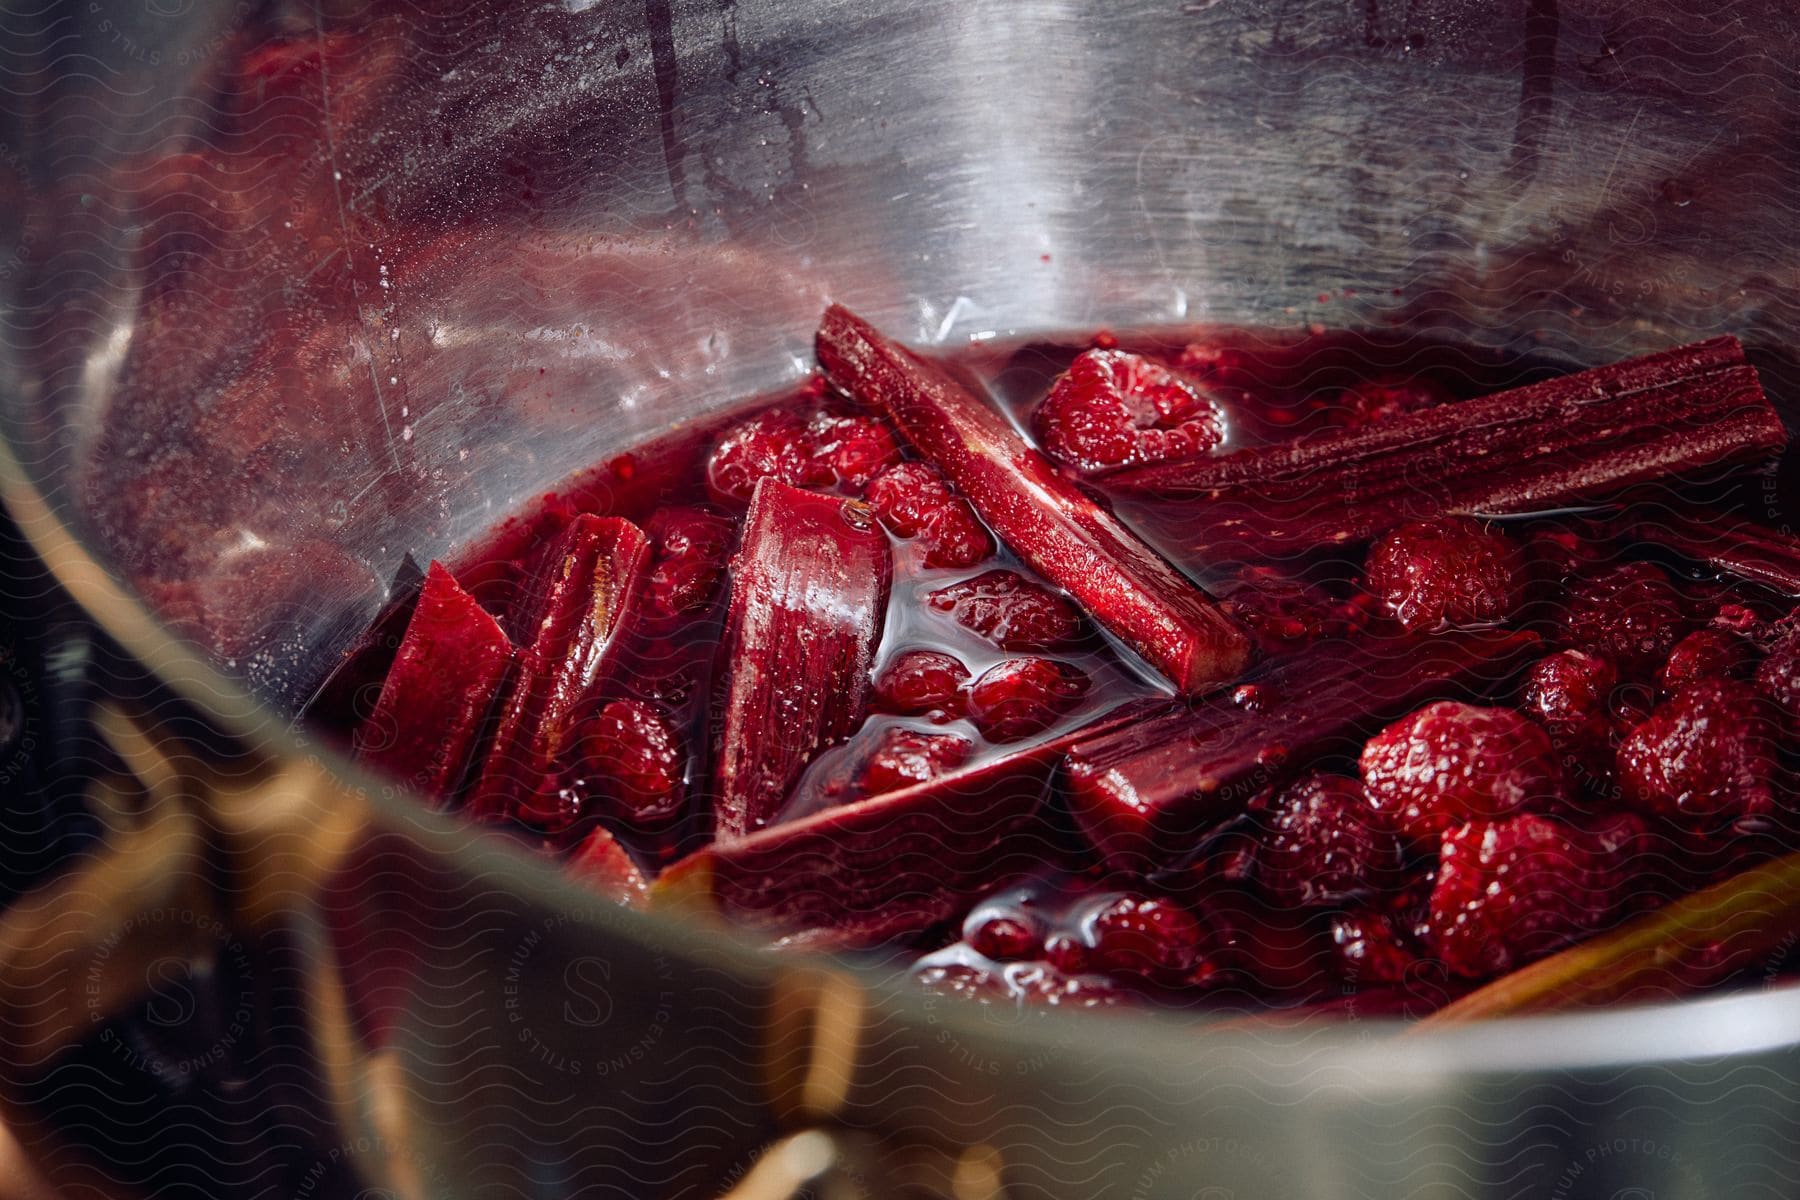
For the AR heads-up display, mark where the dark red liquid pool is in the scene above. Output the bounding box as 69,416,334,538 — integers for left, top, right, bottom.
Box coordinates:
309,307,1800,1017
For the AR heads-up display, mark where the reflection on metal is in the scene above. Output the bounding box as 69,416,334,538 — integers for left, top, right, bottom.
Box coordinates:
718,1130,839,1200
765,967,868,1125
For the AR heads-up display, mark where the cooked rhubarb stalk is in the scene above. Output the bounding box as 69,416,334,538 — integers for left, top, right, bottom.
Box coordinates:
661,702,1148,944
816,304,1251,695
1416,850,1800,1025
468,514,650,827
1618,507,1800,597
1107,336,1784,559
712,479,893,839
1067,628,1541,872
355,561,514,800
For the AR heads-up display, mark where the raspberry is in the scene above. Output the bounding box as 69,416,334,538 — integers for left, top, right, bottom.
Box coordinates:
855,726,973,797
964,658,1090,742
1658,628,1754,692
865,461,994,568
584,699,686,825
1183,891,1331,996
643,507,734,616
963,906,1044,961
1329,909,1420,986
1709,602,1768,639
1033,349,1224,472
1363,517,1526,631
1753,631,1800,736
1360,701,1569,844
1083,894,1204,982
1519,649,1620,782
706,408,833,502
871,649,970,718
1558,561,1694,676
926,569,1083,650
1216,566,1373,649
916,501,994,568
1253,772,1403,907
706,407,901,502
1524,525,1615,579
1617,679,1779,826
1581,811,1664,916
1330,376,1447,426
811,412,901,487
1424,815,1617,978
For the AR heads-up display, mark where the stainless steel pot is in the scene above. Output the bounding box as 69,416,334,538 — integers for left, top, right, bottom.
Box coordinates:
3,1,1799,1196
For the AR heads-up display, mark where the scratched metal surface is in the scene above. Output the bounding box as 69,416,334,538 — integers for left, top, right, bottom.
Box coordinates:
3,0,1797,707
4,5,1800,1197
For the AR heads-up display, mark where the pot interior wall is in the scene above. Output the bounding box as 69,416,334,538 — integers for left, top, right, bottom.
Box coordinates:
5,0,1799,711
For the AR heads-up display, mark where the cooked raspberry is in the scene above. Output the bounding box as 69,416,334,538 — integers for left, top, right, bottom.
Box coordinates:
872,649,971,718
1042,934,1089,974
1360,701,1569,844
566,828,649,907
1364,517,1526,631
865,461,948,535
1254,772,1403,907
865,461,994,568
643,507,735,616
1617,679,1779,825
706,408,834,502
1558,561,1694,676
963,908,1044,961
1711,602,1767,636
1033,349,1224,473
1579,811,1666,916
1524,525,1615,579
1216,566,1372,649
1753,632,1800,736
964,658,1090,742
1331,376,1448,426
1519,649,1620,782
1424,815,1616,978
914,959,1123,1008
855,726,973,797
1658,628,1755,692
915,499,994,568
809,412,902,487
1329,909,1420,986
1207,897,1332,996
584,699,685,825
1084,894,1204,982
926,569,1083,650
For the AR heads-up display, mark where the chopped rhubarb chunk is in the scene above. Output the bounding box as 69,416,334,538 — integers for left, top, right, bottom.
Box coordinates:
658,703,1145,944
467,515,651,829
712,480,893,838
1108,337,1784,558
817,304,1251,695
1066,628,1541,871
354,562,514,800
1617,508,1800,598
567,826,650,908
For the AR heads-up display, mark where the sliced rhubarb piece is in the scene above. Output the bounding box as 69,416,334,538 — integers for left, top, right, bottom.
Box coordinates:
1106,336,1784,559
567,825,650,908
712,479,893,839
817,304,1251,695
659,703,1148,944
467,514,651,828
1617,507,1800,597
354,561,514,800
1066,628,1542,872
